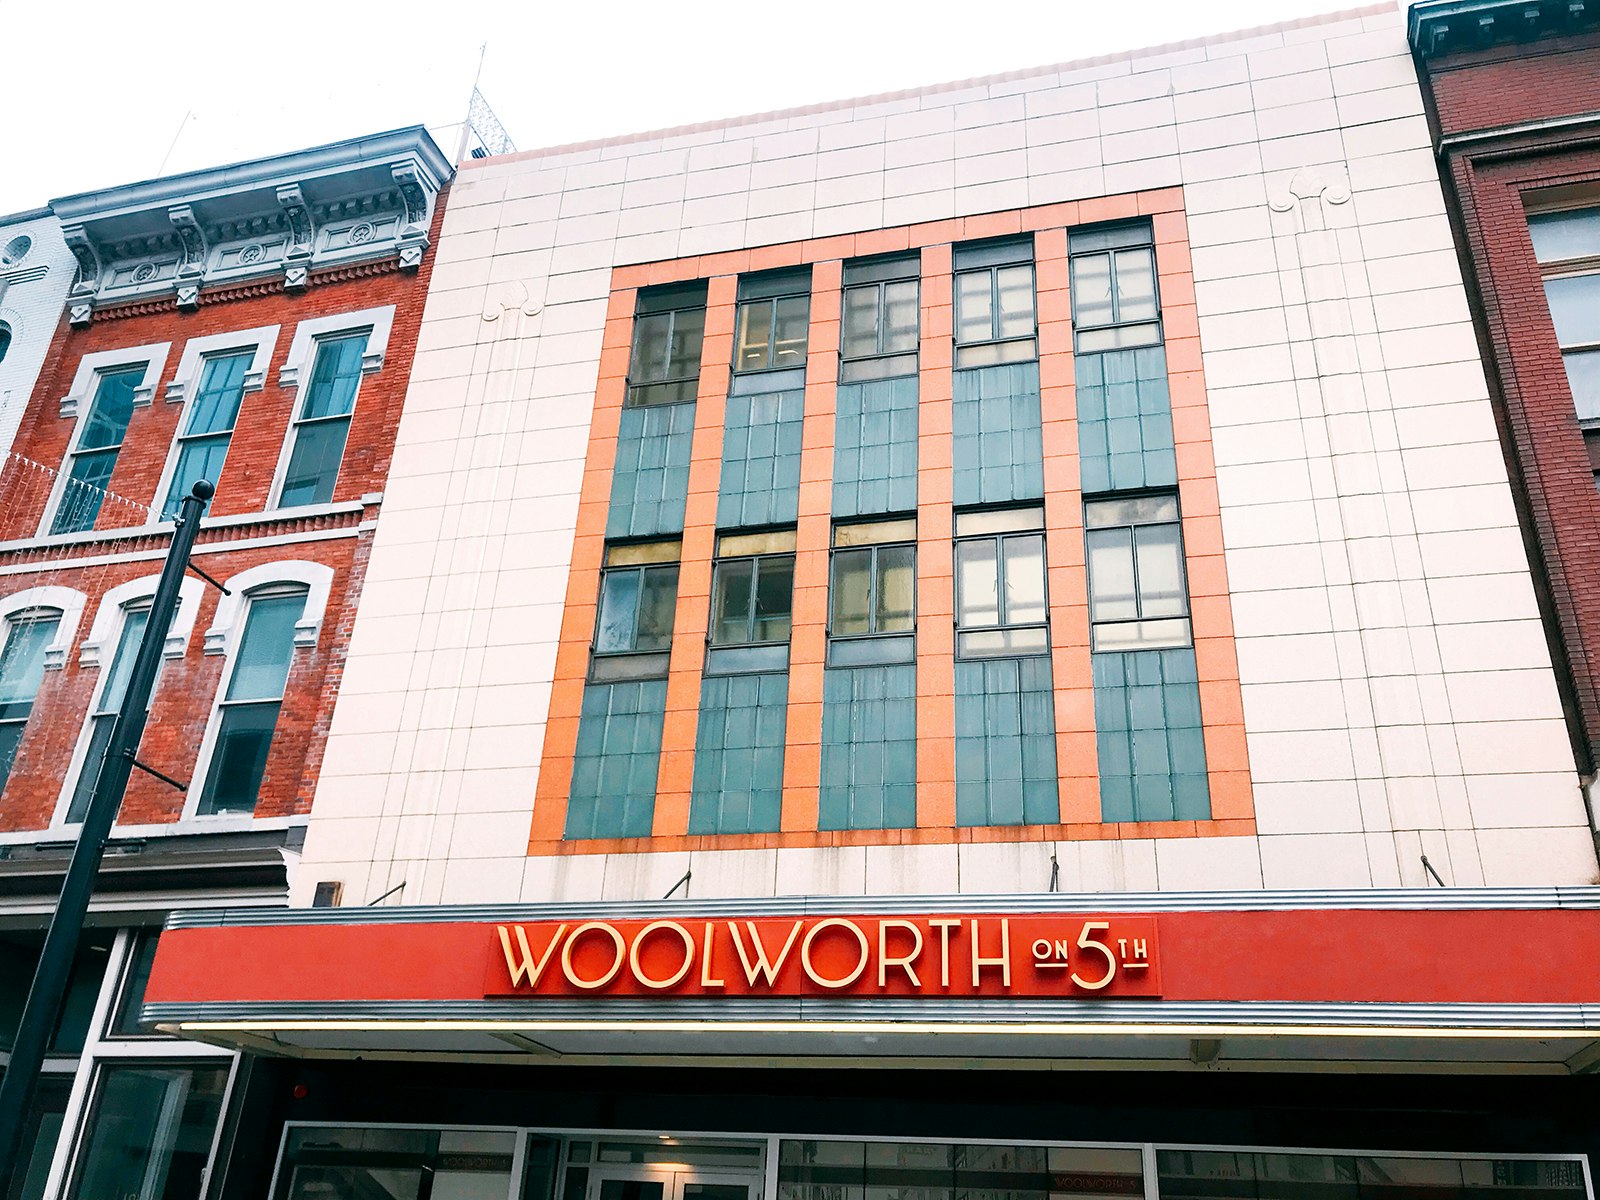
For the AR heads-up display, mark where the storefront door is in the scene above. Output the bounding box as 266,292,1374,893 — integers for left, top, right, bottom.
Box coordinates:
586,1165,760,1200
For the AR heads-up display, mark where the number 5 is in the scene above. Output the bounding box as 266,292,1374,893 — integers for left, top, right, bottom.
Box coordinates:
1070,921,1117,991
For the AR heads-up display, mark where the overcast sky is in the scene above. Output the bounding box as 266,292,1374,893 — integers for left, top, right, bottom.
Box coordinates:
0,0,1384,216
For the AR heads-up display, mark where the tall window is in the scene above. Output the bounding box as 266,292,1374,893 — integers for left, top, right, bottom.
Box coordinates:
65,604,153,824
628,282,708,406
841,254,919,382
829,517,915,666
50,365,144,535
0,322,12,365
1070,222,1161,353
0,611,59,794
592,541,680,682
1084,494,1190,652
708,529,795,674
954,238,1036,368
1528,207,1600,485
735,269,810,376
68,1062,230,1200
277,333,367,508
159,350,251,520
197,588,307,815
954,507,1048,658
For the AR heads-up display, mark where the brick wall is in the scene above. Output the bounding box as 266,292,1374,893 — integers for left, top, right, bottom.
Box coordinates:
1427,32,1600,138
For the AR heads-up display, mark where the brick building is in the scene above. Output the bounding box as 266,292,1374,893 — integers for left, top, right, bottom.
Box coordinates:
0,128,451,1199
1409,0,1600,860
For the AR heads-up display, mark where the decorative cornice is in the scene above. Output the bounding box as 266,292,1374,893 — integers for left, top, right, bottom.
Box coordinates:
1409,0,1599,58
49,126,450,323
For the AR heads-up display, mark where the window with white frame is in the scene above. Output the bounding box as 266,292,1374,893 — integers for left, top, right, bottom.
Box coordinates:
50,364,144,535
1528,206,1600,485
196,585,308,815
158,349,252,520
276,333,368,508
64,601,155,824
0,608,61,793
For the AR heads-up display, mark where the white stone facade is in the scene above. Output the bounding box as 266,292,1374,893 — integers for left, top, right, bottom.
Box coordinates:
0,212,74,462
295,4,1599,907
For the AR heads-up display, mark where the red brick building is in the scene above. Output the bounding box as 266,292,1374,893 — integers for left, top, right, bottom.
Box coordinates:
0,127,450,1198
1411,0,1600,857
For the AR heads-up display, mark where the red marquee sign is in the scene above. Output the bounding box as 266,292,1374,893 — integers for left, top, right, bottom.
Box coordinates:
484,914,1160,998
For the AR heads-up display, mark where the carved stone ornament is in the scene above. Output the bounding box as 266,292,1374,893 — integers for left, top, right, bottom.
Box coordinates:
168,204,208,282
1268,167,1353,233
176,282,201,311
284,263,309,290
62,224,100,300
68,300,93,328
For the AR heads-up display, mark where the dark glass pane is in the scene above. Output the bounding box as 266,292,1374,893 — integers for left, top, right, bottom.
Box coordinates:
599,1182,666,1200
1565,348,1600,422
69,1064,229,1200
100,607,151,715
199,700,282,814
1086,528,1137,621
882,279,920,353
635,565,679,651
186,351,251,435
955,271,994,344
956,538,1000,628
227,593,306,702
0,325,10,367
111,931,161,1036
831,548,874,636
713,558,755,645
772,294,811,369
0,616,57,711
736,300,775,371
842,286,880,359
66,715,115,824
630,311,673,383
1114,247,1158,322
666,307,706,381
278,416,352,507
79,367,141,451
1003,534,1047,626
1071,253,1114,327
50,930,113,1055
995,264,1036,339
0,723,23,796
875,544,916,634
301,334,367,419
9,1076,70,1200
1134,523,1186,617
753,555,794,642
162,436,230,520
597,570,642,653
50,448,118,535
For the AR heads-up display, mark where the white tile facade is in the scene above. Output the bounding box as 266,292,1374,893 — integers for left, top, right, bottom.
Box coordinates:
0,214,75,462
294,6,1599,906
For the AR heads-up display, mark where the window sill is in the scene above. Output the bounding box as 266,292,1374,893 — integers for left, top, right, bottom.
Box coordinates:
4,501,369,555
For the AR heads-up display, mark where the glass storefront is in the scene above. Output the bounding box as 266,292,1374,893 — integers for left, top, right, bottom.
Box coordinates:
266,1130,1593,1200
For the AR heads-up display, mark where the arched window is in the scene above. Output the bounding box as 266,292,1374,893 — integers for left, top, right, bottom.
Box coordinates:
0,608,62,792
0,322,12,367
64,600,154,823
195,585,309,816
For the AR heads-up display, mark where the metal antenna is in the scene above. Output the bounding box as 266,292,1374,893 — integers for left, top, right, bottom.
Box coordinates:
454,45,488,164
156,110,194,177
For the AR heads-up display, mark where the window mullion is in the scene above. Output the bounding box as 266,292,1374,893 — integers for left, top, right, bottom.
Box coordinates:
989,269,1001,342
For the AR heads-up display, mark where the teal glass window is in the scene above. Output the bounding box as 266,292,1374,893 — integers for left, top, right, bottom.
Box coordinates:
1085,494,1190,652
160,350,251,520
1070,222,1161,353
829,518,915,667
954,238,1036,368
277,333,368,508
0,611,59,796
66,603,153,823
629,281,708,406
593,541,679,682
708,529,795,675
197,588,307,815
735,269,811,374
955,507,1048,658
51,364,144,535
841,254,919,383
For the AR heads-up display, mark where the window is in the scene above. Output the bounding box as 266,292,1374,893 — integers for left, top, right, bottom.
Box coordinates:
50,364,143,535
67,1062,230,1200
109,930,161,1037
159,349,251,520
276,332,367,508
274,1127,520,1200
829,517,915,666
955,507,1048,658
0,610,59,794
196,587,307,815
1070,222,1161,353
628,281,708,406
1084,494,1190,652
708,529,795,674
1529,207,1600,485
65,603,153,824
735,269,811,375
841,254,919,382
954,238,1036,368
592,541,680,682
0,321,12,366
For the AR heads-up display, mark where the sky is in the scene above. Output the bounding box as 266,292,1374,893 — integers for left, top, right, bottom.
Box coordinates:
0,0,1383,215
